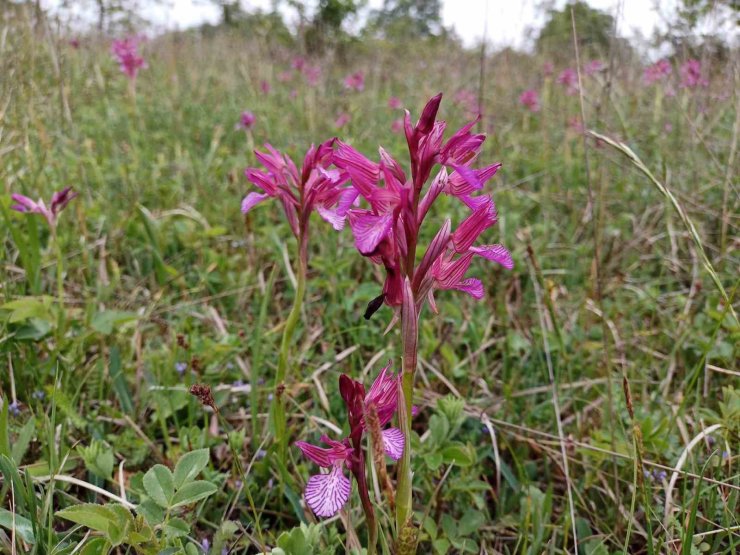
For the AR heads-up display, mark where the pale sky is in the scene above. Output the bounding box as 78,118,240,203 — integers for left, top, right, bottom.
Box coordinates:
44,0,734,52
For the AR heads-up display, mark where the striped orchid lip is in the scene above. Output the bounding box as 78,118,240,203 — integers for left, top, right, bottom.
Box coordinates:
295,364,406,518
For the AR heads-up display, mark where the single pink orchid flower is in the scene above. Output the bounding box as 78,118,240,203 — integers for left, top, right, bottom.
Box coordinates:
11,187,78,229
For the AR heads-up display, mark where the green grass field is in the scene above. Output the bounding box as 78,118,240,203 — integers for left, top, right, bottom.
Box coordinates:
1,5,738,554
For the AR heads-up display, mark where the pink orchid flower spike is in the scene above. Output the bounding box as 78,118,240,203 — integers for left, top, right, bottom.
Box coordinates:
11,186,78,229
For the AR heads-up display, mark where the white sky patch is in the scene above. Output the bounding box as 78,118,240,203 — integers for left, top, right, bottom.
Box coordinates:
42,0,735,55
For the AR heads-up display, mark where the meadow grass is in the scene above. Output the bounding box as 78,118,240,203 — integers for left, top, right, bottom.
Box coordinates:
1,6,738,554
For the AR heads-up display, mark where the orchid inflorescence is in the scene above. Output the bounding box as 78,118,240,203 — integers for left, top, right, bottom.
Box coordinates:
11,187,78,230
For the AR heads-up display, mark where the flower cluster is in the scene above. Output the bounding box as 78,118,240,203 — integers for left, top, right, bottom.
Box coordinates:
333,93,512,316
238,111,256,130
111,37,146,80
643,59,672,86
519,89,540,112
680,59,708,88
241,140,356,237
343,71,365,92
11,187,78,229
557,68,578,95
296,364,403,517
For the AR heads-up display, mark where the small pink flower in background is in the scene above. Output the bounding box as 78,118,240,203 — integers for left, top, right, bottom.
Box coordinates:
543,61,554,76
238,111,256,130
260,80,271,94
680,59,708,88
334,112,350,128
69,37,80,49
111,37,146,79
557,68,578,95
289,89,298,99
11,187,78,229
643,59,672,85
278,70,293,83
585,60,604,75
303,65,322,87
343,71,365,92
568,116,584,134
291,56,306,71
664,122,673,132
388,96,402,109
453,89,479,115
391,118,404,133
519,89,540,112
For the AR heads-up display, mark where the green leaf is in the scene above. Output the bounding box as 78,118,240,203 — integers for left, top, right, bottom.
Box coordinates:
56,503,118,534
0,508,35,543
173,448,210,488
441,442,475,467
136,499,164,526
91,310,138,335
142,464,174,508
12,416,36,465
0,402,9,459
1,296,54,323
428,413,450,446
78,439,115,480
79,537,110,555
457,509,486,536
164,516,190,538
109,346,134,413
170,480,217,508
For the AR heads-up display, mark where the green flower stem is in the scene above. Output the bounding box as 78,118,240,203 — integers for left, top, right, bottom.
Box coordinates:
53,229,66,339
272,232,308,462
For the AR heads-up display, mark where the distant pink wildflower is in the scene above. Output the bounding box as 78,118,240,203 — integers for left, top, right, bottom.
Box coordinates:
334,112,351,128
111,37,146,79
343,71,365,92
453,89,479,115
11,187,78,229
259,80,271,94
585,60,604,75
543,61,554,77
238,111,256,130
557,68,578,95
303,65,322,87
643,59,672,85
278,70,293,83
69,38,80,49
680,59,708,88
391,118,404,133
388,96,402,109
291,57,306,71
519,89,540,112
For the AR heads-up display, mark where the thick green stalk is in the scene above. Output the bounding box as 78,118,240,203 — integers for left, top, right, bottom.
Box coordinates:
53,229,66,340
395,279,418,541
272,233,308,462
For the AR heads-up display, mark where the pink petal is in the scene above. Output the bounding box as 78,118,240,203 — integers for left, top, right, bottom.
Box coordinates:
382,428,405,460
452,197,497,253
241,192,269,214
295,441,333,467
348,210,393,254
304,466,351,517
470,244,514,270
452,277,484,299
333,142,380,199
10,194,37,212
414,219,451,289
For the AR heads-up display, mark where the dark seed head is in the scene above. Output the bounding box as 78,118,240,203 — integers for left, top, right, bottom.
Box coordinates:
364,293,385,320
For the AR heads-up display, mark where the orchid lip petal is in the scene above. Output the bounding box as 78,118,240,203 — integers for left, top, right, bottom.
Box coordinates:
348,210,393,254
382,428,405,460
304,466,351,517
452,277,485,299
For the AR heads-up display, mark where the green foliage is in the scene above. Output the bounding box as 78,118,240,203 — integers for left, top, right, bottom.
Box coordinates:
535,1,614,61
369,0,444,38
